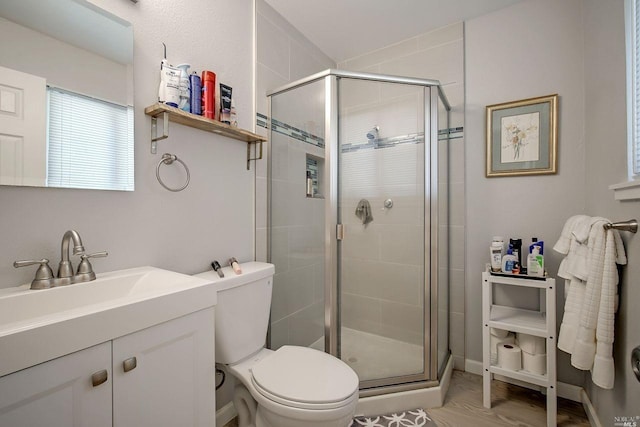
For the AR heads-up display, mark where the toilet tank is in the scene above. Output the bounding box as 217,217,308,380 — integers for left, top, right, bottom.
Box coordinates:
194,262,275,364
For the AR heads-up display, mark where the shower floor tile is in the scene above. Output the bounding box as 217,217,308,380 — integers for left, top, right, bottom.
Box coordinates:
310,327,424,381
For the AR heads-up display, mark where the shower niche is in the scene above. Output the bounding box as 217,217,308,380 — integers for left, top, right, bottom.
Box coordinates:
305,155,323,198
267,70,451,395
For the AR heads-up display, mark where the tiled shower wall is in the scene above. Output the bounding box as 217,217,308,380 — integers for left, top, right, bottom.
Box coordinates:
339,82,427,346
254,0,335,349
338,23,466,370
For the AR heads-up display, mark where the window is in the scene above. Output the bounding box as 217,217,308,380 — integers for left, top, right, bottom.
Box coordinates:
47,87,134,191
612,0,640,199
626,0,640,177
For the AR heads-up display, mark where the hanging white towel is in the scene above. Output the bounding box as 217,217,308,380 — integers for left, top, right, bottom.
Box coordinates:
555,216,626,389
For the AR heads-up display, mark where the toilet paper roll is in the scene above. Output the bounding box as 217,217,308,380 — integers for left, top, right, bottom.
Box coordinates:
497,343,522,371
516,333,546,354
522,351,547,375
490,328,510,338
491,333,515,356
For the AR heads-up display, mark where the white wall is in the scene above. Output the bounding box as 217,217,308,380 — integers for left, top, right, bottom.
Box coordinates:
465,0,587,386
339,23,466,370
583,0,640,420
0,0,254,411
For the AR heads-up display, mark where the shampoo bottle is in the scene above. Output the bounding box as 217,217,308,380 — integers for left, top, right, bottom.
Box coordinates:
306,171,313,197
528,246,544,277
189,72,202,115
501,247,517,273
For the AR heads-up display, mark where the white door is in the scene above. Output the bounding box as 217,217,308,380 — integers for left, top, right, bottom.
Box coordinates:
0,65,46,186
0,342,112,427
112,309,216,427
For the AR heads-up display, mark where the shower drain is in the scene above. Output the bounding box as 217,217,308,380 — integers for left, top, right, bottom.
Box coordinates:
348,357,358,363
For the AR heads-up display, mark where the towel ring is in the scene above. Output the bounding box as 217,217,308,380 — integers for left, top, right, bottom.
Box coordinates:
156,153,190,192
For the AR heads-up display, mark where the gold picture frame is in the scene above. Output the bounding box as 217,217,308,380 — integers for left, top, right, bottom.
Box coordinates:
486,94,558,177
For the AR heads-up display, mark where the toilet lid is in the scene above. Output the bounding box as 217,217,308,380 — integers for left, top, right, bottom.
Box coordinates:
251,346,359,407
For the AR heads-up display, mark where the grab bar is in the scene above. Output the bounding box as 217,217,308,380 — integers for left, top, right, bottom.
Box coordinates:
604,219,638,233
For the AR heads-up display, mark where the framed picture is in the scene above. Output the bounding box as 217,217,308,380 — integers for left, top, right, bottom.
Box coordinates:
486,94,558,177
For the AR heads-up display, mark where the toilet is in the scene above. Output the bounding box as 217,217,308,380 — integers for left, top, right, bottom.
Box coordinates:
194,262,359,427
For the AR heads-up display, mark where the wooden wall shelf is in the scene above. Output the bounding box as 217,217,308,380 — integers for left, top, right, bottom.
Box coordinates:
144,103,266,169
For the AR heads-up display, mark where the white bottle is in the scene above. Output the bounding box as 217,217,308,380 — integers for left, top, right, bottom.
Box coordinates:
490,236,504,272
157,44,181,107
527,246,544,277
176,64,191,112
501,248,517,273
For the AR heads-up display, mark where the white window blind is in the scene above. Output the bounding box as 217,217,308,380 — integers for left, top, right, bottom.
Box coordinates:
47,87,134,191
632,0,640,175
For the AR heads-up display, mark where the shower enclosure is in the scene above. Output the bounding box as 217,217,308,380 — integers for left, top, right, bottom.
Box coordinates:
266,69,450,394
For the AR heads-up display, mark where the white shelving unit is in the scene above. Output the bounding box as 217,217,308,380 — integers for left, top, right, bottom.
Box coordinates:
482,271,557,427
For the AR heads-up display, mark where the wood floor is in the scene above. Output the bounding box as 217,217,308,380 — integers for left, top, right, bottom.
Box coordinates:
222,370,591,427
429,370,590,427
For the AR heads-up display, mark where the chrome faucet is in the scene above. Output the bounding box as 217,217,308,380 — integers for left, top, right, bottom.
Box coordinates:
57,229,86,285
13,230,108,289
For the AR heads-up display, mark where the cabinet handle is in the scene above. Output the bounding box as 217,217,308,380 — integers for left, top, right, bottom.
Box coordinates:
123,357,137,373
91,370,108,387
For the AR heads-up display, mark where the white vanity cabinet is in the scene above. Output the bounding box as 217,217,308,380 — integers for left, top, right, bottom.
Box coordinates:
113,307,215,426
0,342,113,427
0,308,215,427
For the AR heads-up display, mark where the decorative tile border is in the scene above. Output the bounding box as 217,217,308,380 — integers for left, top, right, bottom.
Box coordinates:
256,113,324,148
256,113,464,152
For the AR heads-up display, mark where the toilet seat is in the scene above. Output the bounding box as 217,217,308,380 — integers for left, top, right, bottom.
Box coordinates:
250,346,359,410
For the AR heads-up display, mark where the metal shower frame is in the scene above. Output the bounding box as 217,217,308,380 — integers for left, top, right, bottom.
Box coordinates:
267,69,451,395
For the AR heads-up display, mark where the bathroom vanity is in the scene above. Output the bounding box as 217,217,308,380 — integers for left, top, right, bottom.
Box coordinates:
0,267,217,427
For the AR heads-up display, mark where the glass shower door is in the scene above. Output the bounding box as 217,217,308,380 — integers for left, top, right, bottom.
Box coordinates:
337,78,428,386
268,79,327,353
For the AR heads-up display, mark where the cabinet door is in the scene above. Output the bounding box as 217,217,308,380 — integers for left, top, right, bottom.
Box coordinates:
0,342,112,427
112,308,215,427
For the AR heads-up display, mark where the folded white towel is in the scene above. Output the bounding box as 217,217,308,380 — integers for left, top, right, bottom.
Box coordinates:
555,216,626,390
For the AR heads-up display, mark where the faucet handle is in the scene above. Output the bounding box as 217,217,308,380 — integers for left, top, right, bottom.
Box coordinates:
76,251,108,280
13,259,55,290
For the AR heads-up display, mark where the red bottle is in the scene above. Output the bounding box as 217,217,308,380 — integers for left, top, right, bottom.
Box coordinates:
201,71,216,119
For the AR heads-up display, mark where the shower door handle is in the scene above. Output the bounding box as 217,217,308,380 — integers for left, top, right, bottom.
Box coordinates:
336,224,344,241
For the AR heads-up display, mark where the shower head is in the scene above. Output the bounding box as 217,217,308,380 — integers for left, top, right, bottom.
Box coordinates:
366,126,379,141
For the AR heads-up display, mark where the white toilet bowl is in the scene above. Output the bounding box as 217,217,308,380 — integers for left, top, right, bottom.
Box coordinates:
229,346,359,427
193,263,359,427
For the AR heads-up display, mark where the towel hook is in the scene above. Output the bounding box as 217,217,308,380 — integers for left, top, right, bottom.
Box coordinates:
604,219,638,233
156,153,190,192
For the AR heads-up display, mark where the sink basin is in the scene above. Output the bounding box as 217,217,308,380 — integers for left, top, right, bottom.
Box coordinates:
0,267,216,377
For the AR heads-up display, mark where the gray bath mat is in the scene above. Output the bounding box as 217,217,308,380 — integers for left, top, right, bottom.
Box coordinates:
350,408,437,427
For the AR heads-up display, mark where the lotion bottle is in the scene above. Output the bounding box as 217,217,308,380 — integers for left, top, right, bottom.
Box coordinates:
527,246,544,277
501,247,517,273
490,236,504,272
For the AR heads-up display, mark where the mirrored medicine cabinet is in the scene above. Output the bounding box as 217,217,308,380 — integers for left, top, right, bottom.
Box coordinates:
0,0,134,191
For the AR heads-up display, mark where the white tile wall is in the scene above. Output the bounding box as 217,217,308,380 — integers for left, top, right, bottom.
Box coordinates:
339,22,465,365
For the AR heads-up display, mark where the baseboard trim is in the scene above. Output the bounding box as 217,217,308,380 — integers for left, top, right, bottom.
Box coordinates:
580,389,602,427
216,401,237,427
464,359,582,403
